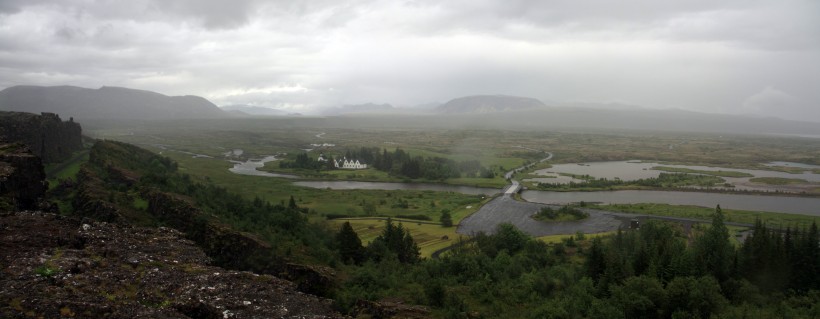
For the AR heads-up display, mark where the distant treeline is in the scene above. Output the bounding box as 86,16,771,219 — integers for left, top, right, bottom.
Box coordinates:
281,147,496,180
537,172,726,190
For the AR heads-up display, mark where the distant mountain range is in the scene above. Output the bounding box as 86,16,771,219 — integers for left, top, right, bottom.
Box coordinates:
321,103,395,116
436,95,546,114
0,85,227,120
219,104,299,116
1,85,817,136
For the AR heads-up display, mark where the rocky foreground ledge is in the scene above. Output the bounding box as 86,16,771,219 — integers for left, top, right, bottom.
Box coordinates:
0,212,341,318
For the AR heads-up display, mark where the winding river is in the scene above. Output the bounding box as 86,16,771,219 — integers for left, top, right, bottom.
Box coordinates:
227,152,820,217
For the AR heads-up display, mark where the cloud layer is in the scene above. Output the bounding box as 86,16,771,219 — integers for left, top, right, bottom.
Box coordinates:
1,0,818,119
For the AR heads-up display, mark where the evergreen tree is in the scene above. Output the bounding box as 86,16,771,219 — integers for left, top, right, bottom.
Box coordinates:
369,218,420,263
440,210,453,227
693,205,733,282
585,237,606,282
336,222,365,264
288,195,298,209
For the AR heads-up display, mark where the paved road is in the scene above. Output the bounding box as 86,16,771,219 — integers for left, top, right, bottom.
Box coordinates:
503,151,553,180
457,196,627,236
457,149,754,238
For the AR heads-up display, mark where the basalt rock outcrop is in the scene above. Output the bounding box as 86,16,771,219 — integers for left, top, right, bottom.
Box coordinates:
0,211,341,318
0,143,47,211
0,111,83,163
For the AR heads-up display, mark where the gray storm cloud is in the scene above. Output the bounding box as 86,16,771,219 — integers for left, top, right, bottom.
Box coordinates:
0,0,818,121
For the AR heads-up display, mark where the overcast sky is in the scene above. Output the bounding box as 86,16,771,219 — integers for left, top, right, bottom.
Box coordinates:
1,0,818,120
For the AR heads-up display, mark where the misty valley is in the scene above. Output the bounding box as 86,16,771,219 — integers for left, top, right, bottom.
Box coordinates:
3,100,819,317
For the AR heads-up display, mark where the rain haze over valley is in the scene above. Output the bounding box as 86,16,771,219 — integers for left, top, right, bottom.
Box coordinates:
1,1,820,318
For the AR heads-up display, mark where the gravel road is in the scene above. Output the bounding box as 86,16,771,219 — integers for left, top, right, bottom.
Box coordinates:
456,195,628,236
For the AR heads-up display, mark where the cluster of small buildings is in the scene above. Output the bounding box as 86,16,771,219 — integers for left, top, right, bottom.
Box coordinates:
317,154,368,169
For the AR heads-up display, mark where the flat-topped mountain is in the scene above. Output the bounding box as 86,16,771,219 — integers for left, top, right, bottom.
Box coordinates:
0,85,227,120
436,95,546,114
322,103,395,115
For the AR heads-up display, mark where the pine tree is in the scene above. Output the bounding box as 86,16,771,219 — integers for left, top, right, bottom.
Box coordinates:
370,218,420,263
336,222,365,264
440,210,453,227
288,195,298,209
693,205,733,282
586,237,606,282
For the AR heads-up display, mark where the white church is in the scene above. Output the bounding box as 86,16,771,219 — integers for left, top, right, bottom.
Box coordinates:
318,154,368,170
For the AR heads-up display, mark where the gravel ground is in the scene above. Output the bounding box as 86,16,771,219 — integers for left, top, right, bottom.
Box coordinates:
457,195,628,236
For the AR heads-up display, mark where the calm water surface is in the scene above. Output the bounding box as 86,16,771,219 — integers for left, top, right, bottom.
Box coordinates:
521,190,820,216
294,181,499,196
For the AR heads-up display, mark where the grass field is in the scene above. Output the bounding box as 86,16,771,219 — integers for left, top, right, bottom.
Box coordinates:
157,148,488,221
328,218,465,258
651,166,754,177
87,121,820,227
44,149,89,190
263,164,510,188
537,230,618,244
750,177,810,185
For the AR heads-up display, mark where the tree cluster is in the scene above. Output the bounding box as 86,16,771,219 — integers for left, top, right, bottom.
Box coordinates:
279,152,325,170
739,219,819,293
336,219,420,265
349,147,495,180
334,208,820,318
537,172,725,190
534,205,589,221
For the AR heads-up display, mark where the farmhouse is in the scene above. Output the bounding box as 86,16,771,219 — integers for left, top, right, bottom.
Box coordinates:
336,158,368,169
317,154,368,169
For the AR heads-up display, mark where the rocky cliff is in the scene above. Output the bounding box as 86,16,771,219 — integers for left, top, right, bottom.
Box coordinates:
0,111,83,163
0,211,340,318
0,136,344,317
0,143,47,211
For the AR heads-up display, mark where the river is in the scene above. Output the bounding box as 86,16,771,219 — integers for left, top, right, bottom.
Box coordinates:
225,153,819,216
521,190,820,216
525,160,820,193
228,156,298,179
293,181,499,196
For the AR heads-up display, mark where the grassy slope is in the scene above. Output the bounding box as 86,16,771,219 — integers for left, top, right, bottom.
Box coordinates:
44,149,90,189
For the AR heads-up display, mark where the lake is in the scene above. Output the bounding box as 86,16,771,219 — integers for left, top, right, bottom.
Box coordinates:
526,160,820,193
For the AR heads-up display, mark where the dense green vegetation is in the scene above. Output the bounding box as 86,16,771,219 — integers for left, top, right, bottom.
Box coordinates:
750,177,810,185
533,205,589,221
74,141,337,265
333,209,820,318
279,147,497,180
536,172,728,191
78,124,820,317
651,166,754,177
